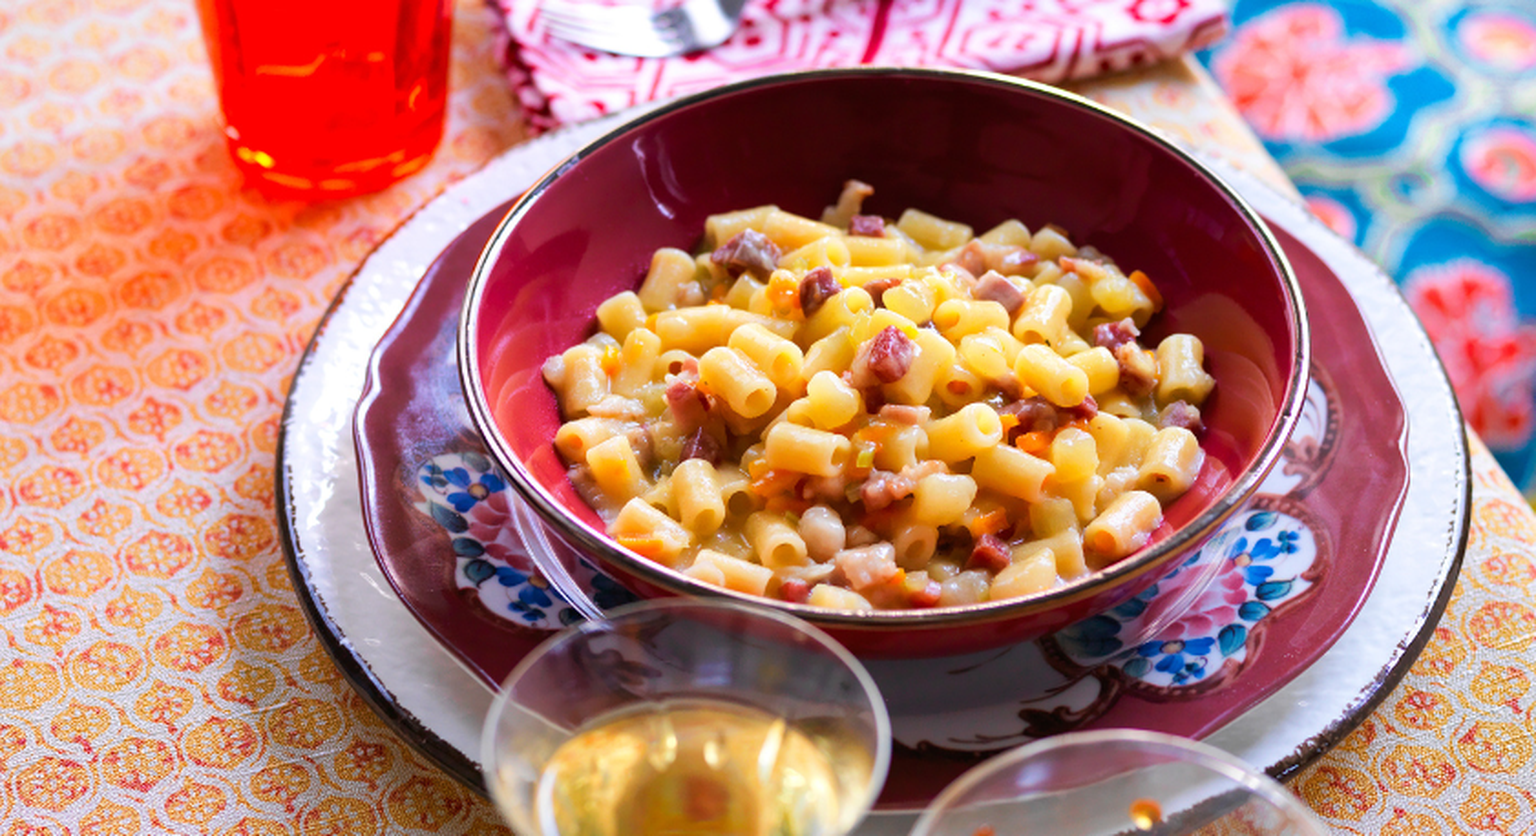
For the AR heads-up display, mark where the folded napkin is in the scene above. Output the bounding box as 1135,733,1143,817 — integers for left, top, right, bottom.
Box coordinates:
493,0,1229,131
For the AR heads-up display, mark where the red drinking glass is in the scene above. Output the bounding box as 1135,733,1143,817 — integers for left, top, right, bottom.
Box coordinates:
196,0,453,199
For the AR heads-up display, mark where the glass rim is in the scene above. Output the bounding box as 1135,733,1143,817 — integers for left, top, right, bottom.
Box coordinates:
909,727,1326,836
479,597,893,832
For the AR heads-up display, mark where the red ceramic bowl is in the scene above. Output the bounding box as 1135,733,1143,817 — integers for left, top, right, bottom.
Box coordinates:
459,68,1308,659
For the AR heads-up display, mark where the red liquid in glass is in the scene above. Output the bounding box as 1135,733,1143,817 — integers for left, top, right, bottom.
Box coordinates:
196,0,453,199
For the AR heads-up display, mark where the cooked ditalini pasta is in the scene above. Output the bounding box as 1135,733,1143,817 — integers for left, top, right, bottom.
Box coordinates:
764,421,851,477
544,183,1216,610
638,247,698,311
990,548,1057,600
803,371,861,429
596,291,647,339
925,403,1003,462
898,208,972,250
728,323,804,392
1156,334,1216,406
1084,490,1163,562
586,435,647,502
1015,344,1089,407
1136,427,1205,501
671,458,725,534
909,473,978,526
554,417,624,462
746,511,810,570
613,327,661,396
1069,346,1120,395
699,346,776,419
609,499,693,567
1013,284,1074,346
971,445,1054,502
689,549,774,596
934,298,1010,339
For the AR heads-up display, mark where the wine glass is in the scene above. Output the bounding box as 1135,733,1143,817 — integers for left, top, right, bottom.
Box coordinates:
481,598,890,836
910,728,1326,836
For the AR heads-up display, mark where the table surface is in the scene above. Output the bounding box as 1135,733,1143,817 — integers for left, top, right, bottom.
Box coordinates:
0,1,1532,833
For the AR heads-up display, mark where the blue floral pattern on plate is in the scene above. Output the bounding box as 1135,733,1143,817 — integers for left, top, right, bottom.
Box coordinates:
1055,507,1318,690
414,451,634,629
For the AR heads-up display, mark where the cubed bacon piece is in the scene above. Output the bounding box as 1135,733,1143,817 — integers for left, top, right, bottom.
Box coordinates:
999,396,1059,435
859,384,887,414
710,228,781,279
951,240,988,277
1158,400,1205,433
798,266,841,316
908,579,943,608
864,277,902,307
1093,317,1141,351
972,271,1026,315
849,214,886,237
679,428,721,465
863,326,915,384
1114,343,1158,397
665,378,711,430
1060,394,1098,425
877,403,931,425
778,577,811,603
967,534,1012,573
834,543,900,591
990,246,1040,276
859,469,913,511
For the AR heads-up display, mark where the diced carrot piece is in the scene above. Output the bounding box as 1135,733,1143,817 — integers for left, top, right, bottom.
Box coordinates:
616,535,666,558
967,508,1009,538
599,344,621,376
1128,269,1164,312
768,272,800,313
1015,430,1051,455
750,469,800,497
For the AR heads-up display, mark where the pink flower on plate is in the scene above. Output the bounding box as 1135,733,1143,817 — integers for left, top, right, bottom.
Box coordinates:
1211,3,1413,141
1405,261,1536,448
465,489,530,566
1461,125,1536,203
1150,564,1248,644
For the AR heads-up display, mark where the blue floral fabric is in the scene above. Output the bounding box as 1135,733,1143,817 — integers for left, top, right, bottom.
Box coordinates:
1199,0,1536,497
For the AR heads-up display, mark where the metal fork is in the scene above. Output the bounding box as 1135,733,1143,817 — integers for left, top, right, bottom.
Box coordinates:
538,0,748,58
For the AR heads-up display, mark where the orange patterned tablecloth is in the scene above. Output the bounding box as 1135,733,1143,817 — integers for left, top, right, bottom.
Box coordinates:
0,2,1531,833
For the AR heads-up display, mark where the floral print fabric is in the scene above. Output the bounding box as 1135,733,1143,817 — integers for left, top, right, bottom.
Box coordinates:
1201,0,1536,499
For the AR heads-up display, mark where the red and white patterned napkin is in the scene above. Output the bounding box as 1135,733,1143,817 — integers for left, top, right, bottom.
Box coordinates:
492,0,1229,132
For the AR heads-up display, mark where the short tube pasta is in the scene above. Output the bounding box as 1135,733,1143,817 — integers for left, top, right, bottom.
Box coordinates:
1156,334,1216,406
746,511,810,569
925,403,1003,462
672,458,726,534
544,184,1217,611
1083,490,1162,562
1137,426,1204,501
699,346,776,418
764,421,851,477
729,323,804,391
1014,344,1089,407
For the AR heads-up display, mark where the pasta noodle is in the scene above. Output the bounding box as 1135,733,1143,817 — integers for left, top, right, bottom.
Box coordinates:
543,182,1217,610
